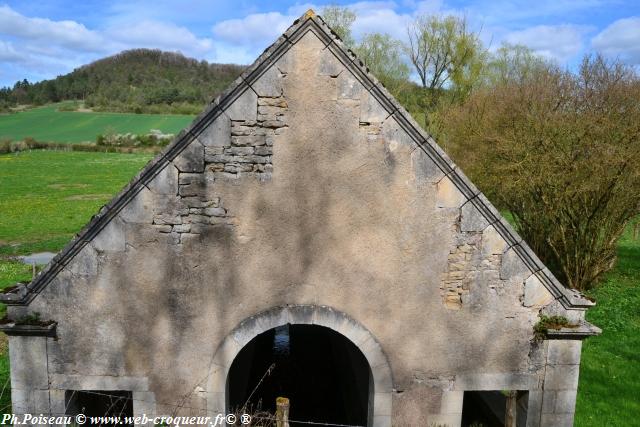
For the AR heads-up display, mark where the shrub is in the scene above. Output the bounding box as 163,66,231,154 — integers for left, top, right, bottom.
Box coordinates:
438,55,640,290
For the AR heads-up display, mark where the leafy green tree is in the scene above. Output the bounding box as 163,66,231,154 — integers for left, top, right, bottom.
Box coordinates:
405,15,483,124
483,43,550,86
321,5,356,47
354,33,410,92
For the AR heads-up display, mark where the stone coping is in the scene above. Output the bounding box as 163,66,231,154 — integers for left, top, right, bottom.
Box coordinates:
0,321,57,337
546,321,602,339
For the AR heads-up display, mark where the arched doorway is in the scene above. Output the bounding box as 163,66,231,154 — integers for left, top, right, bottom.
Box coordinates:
227,324,371,425
206,305,393,427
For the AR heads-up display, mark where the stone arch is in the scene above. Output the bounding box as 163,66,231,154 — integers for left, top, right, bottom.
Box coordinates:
206,305,393,426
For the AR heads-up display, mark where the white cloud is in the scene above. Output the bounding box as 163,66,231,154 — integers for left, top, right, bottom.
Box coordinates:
352,8,412,40
212,12,294,46
592,16,640,64
504,24,592,63
0,5,105,52
0,40,24,63
0,5,221,86
106,20,213,55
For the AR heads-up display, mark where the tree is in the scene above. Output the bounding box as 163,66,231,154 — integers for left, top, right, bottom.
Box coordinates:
321,5,356,47
483,43,550,86
439,55,640,290
354,33,410,92
405,15,483,124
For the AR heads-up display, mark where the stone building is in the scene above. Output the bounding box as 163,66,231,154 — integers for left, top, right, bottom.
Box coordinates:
1,11,599,427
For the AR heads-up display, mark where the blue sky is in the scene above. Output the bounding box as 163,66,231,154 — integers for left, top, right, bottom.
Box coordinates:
1,0,639,87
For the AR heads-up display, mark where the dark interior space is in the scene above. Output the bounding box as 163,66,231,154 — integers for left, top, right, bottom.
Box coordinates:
227,324,372,426
461,390,529,427
65,390,133,426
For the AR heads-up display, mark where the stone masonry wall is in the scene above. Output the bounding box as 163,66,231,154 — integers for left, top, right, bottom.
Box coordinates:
151,95,287,243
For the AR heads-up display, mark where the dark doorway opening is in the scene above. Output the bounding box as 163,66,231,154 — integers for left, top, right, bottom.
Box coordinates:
65,390,133,426
461,390,529,427
227,324,372,426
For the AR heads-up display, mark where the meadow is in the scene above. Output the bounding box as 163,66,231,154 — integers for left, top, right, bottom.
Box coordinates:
0,104,194,143
0,150,637,425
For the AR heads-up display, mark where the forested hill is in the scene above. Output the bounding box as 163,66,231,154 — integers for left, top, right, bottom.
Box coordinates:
0,49,246,114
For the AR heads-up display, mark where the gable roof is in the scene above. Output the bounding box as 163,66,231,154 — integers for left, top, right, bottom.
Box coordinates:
1,10,594,312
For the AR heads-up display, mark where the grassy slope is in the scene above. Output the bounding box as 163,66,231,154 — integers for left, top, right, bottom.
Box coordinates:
575,225,640,426
0,150,637,423
0,104,194,143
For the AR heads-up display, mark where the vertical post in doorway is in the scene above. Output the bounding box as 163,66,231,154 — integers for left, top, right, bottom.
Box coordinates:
276,397,290,427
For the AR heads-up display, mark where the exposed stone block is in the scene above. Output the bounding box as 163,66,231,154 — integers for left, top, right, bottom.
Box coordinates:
543,364,580,390
540,412,574,427
453,373,538,390
9,336,48,390
526,390,543,427
231,135,266,146
373,392,392,416
91,217,126,253
436,176,466,208
338,73,362,99
180,197,218,208
225,146,254,155
66,244,98,276
286,305,316,325
119,188,155,223
524,274,554,307
546,340,582,365
360,91,389,123
206,391,225,414
318,48,344,77
179,174,209,198
460,201,490,232
225,89,258,122
49,389,66,416
49,374,149,391
205,146,225,157
411,148,445,184
225,163,254,173
381,117,413,148
153,213,182,225
260,119,286,129
197,113,231,148
500,246,530,280
252,65,284,97
254,146,273,156
174,140,205,173
204,207,226,217
439,390,464,415
482,225,508,255
132,391,157,419
173,224,191,233
147,164,178,196
359,336,388,370
153,224,172,233
552,389,578,414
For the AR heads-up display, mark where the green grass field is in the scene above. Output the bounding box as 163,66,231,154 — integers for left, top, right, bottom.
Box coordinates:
0,150,152,255
0,104,194,143
0,150,637,424
575,225,640,426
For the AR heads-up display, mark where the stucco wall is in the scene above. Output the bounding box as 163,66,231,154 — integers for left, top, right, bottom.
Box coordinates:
15,27,573,425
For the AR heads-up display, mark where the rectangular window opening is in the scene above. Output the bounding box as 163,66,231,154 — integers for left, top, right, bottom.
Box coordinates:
65,390,133,426
461,390,529,427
